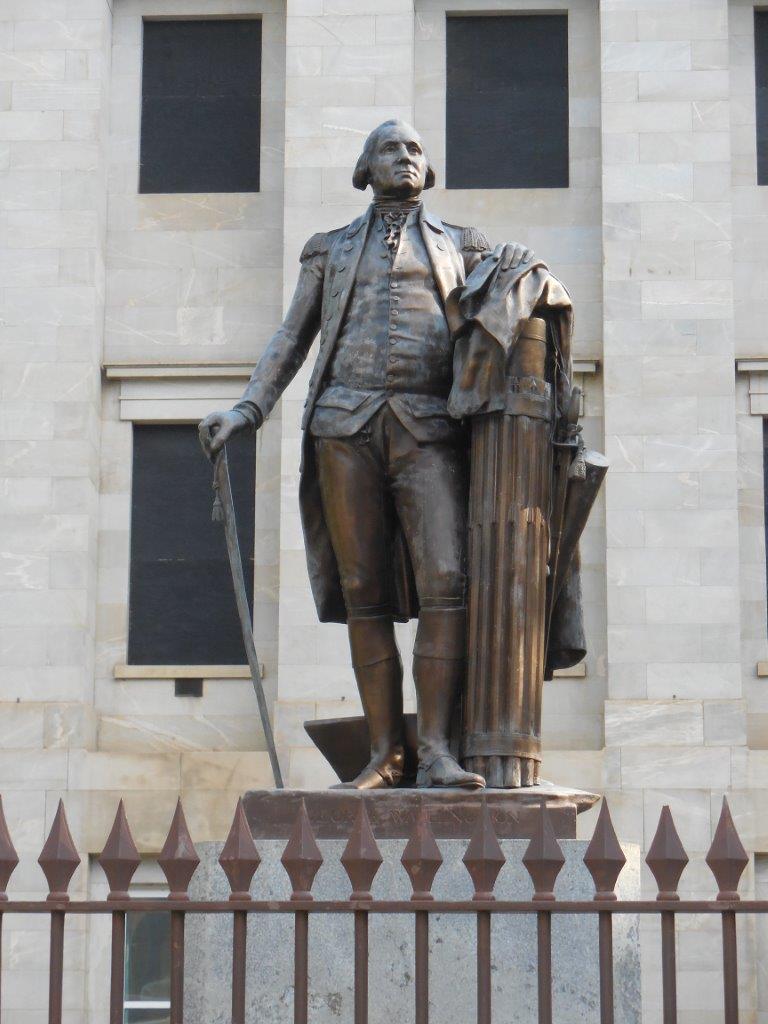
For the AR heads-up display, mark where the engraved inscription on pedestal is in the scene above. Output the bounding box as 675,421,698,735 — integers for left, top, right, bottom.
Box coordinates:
243,785,599,840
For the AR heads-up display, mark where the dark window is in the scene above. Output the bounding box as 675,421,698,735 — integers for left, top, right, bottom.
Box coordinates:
128,425,255,665
756,11,768,185
139,19,261,194
446,14,569,189
124,891,170,1023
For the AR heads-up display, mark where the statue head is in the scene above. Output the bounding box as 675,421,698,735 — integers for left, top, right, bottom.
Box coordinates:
352,120,436,198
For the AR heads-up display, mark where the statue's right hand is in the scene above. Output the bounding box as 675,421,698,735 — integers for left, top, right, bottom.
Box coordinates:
198,410,249,460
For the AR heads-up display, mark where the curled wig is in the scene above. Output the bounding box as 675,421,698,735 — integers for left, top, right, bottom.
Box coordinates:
352,120,436,191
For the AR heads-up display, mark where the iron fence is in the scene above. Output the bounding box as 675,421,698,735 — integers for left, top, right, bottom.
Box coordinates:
0,793,758,1024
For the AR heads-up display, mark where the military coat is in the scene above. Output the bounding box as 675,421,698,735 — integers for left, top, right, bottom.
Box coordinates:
234,203,585,675
233,203,490,627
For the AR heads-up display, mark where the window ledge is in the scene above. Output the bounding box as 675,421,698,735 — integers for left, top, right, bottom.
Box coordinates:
552,663,587,679
736,359,768,415
573,359,599,375
102,362,253,423
104,361,253,380
114,664,258,680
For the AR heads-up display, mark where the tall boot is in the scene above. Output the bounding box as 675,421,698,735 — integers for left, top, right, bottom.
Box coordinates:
413,608,485,790
335,615,405,790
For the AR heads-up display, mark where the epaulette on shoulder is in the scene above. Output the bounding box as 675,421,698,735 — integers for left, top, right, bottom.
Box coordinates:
461,225,491,252
299,232,329,263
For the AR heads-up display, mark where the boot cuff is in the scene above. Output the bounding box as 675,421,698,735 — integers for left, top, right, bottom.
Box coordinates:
348,614,399,668
414,607,467,661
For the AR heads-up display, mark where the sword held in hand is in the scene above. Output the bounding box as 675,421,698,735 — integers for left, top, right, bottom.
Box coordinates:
210,446,284,789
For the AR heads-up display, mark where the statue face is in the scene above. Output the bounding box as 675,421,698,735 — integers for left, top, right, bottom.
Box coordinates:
367,123,428,199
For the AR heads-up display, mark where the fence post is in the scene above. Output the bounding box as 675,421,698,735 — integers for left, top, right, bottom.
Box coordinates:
219,797,262,1024
464,800,506,1024
38,801,80,1024
158,799,200,1024
523,802,564,1024
341,800,382,1024
99,801,141,1024
706,798,748,1024
281,799,323,1024
584,802,627,1024
646,805,689,1024
402,803,443,1024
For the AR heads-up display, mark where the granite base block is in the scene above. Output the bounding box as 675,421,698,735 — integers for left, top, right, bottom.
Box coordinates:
185,839,641,1024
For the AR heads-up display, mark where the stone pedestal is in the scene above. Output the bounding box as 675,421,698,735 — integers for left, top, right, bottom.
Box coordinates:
243,782,599,839
184,790,640,1024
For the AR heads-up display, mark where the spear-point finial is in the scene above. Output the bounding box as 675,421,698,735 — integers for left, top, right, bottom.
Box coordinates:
402,802,443,901
522,800,564,902
219,798,261,901
158,798,199,900
706,797,748,901
646,806,689,901
463,798,505,901
583,800,626,901
341,799,382,900
281,799,323,900
99,800,141,900
39,800,80,901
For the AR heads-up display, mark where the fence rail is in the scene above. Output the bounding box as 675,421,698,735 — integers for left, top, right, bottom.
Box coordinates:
0,793,755,1024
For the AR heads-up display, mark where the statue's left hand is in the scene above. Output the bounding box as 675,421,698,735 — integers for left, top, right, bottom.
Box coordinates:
485,241,534,271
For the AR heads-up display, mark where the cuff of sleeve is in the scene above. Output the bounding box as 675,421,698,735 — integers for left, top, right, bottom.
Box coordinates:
232,401,264,430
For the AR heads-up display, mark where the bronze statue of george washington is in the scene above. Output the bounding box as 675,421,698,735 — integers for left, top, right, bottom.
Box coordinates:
200,120,585,791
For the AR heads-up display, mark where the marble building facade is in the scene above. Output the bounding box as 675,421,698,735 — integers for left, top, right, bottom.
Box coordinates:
1,0,768,1018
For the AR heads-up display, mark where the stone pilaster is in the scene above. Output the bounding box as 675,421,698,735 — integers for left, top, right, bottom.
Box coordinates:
276,0,416,786
0,0,110,716
600,0,741,798
0,0,112,1014
599,1,747,1017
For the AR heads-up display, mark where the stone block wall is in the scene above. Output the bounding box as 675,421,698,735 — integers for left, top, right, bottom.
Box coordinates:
0,0,112,1018
3,0,768,1020
597,2,760,1019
